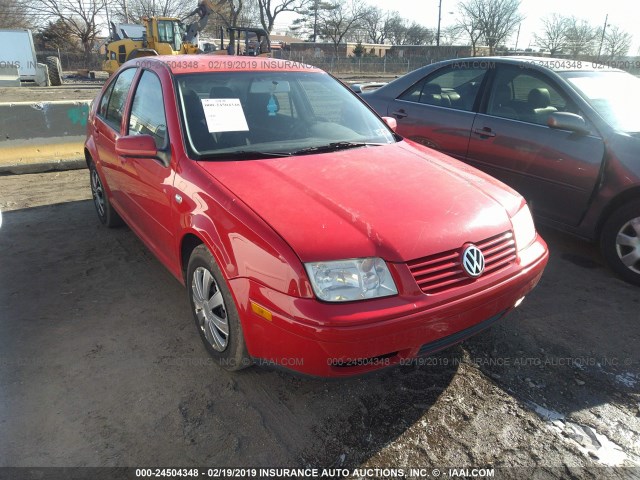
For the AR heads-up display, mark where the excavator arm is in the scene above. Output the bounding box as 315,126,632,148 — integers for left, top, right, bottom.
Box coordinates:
183,0,215,44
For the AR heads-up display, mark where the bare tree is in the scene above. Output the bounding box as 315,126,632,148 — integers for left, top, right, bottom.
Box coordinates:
533,14,570,55
34,18,81,50
386,15,432,46
361,7,395,44
109,0,197,24
256,0,307,33
29,0,105,57
458,0,523,55
317,0,366,56
386,14,408,46
409,23,435,45
238,0,261,27
439,25,464,46
602,25,632,59
452,11,482,55
0,0,34,29
564,17,597,57
290,0,336,42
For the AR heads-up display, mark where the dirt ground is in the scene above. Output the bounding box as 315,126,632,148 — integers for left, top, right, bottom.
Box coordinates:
0,169,639,479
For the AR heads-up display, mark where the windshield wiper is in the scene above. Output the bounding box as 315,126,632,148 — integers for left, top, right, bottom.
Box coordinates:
199,150,292,160
290,141,386,156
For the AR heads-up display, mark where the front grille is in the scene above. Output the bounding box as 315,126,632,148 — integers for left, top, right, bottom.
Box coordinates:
407,231,516,295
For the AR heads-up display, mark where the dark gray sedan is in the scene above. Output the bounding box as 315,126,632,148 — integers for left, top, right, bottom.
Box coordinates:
363,56,640,285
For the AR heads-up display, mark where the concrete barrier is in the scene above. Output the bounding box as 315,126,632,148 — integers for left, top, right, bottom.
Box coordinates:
0,65,20,86
0,100,91,173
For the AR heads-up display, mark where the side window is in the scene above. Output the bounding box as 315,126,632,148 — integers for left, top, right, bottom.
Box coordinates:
398,66,488,112
104,68,137,131
98,82,115,119
128,70,168,148
487,67,576,125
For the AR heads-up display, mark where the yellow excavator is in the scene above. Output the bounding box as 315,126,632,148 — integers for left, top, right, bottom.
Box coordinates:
102,0,271,74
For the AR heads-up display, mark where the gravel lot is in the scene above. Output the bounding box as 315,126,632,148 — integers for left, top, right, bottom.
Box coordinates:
0,169,638,479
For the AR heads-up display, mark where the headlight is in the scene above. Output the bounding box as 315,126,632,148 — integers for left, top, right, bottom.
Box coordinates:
305,258,398,302
511,204,537,251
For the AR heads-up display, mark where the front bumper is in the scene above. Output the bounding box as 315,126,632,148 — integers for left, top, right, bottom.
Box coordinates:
231,236,548,377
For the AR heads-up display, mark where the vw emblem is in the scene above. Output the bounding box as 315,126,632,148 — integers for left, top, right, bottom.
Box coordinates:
462,245,485,278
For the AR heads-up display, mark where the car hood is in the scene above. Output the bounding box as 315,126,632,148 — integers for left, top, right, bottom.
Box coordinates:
197,141,520,263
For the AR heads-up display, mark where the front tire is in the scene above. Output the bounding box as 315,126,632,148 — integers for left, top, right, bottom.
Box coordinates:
187,245,251,370
89,161,122,227
601,200,640,285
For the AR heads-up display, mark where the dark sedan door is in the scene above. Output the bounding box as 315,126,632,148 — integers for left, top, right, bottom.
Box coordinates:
466,65,605,226
385,64,489,161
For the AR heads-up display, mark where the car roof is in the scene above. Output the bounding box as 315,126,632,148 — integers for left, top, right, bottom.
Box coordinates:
125,55,325,75
445,56,624,73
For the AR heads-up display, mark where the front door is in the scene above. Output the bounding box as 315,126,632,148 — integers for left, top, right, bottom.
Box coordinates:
466,65,605,226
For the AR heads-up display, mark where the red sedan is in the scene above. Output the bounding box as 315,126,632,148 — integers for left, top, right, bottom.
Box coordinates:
85,56,548,377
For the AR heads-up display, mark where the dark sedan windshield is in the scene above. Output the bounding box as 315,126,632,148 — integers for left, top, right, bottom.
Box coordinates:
561,70,640,133
175,71,395,158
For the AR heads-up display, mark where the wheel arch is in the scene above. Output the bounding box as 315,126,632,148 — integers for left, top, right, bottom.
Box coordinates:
595,186,640,241
84,147,93,167
180,233,205,283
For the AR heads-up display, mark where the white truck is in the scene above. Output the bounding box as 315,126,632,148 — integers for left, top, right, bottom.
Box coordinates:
0,29,62,86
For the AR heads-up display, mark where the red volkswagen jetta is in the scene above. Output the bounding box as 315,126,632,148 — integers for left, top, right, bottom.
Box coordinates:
85,56,548,377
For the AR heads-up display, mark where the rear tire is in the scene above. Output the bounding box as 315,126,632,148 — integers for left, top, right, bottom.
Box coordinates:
46,56,63,86
89,161,123,227
600,200,640,285
187,245,251,371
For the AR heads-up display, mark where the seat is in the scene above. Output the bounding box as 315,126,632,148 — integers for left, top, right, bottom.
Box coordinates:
209,86,236,99
420,83,443,106
182,89,216,151
490,84,518,120
526,87,557,124
244,92,287,143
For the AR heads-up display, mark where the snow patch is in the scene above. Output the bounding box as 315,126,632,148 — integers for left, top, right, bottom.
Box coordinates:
527,401,639,467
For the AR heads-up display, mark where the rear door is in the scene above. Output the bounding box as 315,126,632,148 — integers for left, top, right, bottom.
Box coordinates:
466,64,605,226
93,68,137,208
385,64,489,160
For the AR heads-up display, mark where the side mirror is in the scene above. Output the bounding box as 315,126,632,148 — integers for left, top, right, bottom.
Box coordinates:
382,116,397,132
116,134,158,158
547,112,590,135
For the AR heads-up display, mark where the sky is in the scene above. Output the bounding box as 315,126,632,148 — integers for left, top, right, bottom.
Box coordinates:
275,0,640,55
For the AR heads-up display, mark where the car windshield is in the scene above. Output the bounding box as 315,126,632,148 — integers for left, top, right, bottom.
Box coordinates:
175,71,395,159
560,70,640,133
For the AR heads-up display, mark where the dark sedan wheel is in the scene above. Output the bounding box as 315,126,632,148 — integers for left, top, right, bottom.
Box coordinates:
601,201,640,285
89,161,122,227
187,245,251,370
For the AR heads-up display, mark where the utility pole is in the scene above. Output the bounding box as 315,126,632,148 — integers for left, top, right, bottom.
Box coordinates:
514,23,520,52
436,0,442,47
312,0,319,43
124,0,130,23
597,13,608,62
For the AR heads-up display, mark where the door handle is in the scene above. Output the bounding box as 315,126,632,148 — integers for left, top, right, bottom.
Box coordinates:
392,109,408,119
473,127,496,138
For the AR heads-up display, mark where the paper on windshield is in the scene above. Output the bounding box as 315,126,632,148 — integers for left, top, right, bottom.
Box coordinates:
201,98,249,133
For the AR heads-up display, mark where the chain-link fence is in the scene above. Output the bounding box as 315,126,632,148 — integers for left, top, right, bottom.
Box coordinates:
275,53,440,75
38,49,640,78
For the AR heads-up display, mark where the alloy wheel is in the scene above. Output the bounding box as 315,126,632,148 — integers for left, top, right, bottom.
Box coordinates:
191,266,229,352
